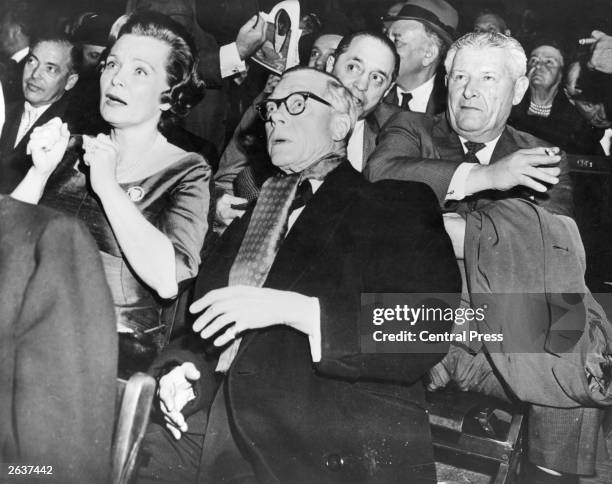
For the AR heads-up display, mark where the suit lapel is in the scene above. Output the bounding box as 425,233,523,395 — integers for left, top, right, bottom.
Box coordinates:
0,103,23,152
362,115,378,163
433,114,463,159
425,73,447,115
13,96,70,154
265,162,361,291
490,128,517,162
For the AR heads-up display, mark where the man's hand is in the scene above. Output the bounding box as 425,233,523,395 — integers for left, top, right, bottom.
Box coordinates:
189,286,318,346
588,30,612,74
443,213,466,259
27,117,70,176
466,147,561,195
158,362,201,440
215,193,248,228
235,14,266,60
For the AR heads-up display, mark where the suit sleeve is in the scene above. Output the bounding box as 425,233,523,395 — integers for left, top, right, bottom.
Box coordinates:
11,213,117,483
315,180,462,384
214,93,265,196
364,112,463,205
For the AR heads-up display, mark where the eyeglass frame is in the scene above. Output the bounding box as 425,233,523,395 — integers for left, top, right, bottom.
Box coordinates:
255,91,333,121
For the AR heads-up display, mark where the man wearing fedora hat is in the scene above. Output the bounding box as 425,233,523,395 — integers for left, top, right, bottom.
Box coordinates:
383,0,458,114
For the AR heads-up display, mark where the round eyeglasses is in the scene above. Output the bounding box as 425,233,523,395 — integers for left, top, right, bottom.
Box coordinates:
255,91,332,121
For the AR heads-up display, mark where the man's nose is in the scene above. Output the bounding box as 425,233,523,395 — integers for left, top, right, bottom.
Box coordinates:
355,74,369,92
30,64,42,79
268,106,288,126
463,78,478,98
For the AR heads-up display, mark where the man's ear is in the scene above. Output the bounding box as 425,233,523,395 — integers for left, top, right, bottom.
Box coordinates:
330,112,352,141
382,81,395,100
512,76,529,105
422,42,439,68
325,55,335,73
64,72,79,92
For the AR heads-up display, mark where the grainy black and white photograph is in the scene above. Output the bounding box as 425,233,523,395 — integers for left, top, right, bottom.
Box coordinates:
1,0,612,483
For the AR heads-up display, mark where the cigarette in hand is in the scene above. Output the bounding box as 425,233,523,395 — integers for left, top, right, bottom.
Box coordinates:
578,37,597,45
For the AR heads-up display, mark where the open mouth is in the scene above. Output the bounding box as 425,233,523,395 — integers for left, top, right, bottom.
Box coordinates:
25,82,42,92
105,93,127,105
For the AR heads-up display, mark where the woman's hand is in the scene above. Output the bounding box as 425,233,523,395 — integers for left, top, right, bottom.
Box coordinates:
83,134,120,195
27,117,70,176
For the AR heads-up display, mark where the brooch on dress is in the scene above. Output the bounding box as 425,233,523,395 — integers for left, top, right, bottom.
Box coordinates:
126,186,145,202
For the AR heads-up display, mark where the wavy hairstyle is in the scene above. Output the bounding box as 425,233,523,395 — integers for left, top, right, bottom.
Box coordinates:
110,10,205,129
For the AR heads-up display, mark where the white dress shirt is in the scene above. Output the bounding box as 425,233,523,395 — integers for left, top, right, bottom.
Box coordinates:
219,42,246,78
445,135,502,200
396,75,436,113
600,129,612,156
346,119,366,172
11,47,29,63
15,102,51,147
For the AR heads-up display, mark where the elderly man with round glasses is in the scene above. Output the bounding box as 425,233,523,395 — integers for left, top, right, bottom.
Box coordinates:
137,67,460,483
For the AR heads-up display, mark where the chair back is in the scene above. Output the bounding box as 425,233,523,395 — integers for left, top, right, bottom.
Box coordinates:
112,372,156,484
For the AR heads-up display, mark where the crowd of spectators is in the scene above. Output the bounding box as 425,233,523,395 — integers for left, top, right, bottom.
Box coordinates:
1,1,612,483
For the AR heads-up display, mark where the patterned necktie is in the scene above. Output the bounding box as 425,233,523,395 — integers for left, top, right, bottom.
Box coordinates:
215,154,344,372
400,92,413,111
463,141,487,212
464,141,486,164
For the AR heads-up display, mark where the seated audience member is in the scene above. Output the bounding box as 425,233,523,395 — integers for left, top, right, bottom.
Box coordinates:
0,1,38,103
0,194,117,484
382,0,458,113
11,11,211,370
473,9,511,35
365,31,608,482
565,60,612,153
307,33,343,71
565,59,612,291
0,31,80,193
365,32,571,218
509,39,603,155
136,66,460,484
214,31,400,230
127,0,267,151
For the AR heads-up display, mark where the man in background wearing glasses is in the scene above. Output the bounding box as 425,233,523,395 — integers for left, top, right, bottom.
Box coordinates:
137,67,460,483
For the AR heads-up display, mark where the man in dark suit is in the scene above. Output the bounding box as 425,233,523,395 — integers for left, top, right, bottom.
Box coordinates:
0,194,117,484
0,2,38,103
0,32,79,193
366,31,592,483
365,32,571,218
137,67,460,483
382,0,458,114
214,31,402,230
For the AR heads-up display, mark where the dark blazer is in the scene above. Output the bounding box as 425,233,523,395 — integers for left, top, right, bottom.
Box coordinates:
0,94,73,193
153,162,461,483
383,73,447,115
364,111,573,217
0,56,26,104
0,195,117,484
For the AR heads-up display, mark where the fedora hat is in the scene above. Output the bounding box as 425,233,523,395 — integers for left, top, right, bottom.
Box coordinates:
383,0,458,45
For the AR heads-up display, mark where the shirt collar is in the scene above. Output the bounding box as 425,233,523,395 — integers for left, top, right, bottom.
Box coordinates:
12,47,29,63
396,75,436,113
458,134,502,165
